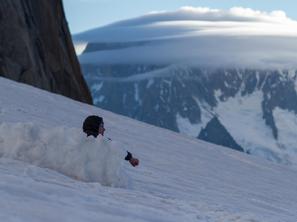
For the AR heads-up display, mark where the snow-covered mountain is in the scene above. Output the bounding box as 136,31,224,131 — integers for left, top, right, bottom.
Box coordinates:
1,76,297,221
73,7,297,168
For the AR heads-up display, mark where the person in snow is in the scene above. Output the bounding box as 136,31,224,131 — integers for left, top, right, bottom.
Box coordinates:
82,115,139,167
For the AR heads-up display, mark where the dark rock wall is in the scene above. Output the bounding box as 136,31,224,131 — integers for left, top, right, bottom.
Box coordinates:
0,0,92,104
198,117,244,152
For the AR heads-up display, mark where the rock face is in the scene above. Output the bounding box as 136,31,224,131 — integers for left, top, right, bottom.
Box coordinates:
0,0,92,104
198,117,244,152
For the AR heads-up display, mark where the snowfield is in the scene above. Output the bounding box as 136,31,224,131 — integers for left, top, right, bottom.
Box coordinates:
0,76,297,221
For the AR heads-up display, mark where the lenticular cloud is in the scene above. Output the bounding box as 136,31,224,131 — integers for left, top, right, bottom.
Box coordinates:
74,7,297,69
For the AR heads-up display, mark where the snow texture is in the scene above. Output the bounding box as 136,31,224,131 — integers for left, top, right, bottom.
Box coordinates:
1,76,297,221
0,122,127,187
213,90,297,168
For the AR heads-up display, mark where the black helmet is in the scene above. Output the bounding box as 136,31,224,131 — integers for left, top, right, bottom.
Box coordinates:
82,115,104,137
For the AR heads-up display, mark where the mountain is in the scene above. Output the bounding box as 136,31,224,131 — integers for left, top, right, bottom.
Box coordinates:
73,7,297,168
1,76,297,221
0,0,92,104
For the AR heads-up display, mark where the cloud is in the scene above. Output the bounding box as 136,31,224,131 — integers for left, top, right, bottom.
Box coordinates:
105,6,294,28
74,7,297,69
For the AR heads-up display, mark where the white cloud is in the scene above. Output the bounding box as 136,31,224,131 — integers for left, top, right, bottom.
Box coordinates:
74,7,297,69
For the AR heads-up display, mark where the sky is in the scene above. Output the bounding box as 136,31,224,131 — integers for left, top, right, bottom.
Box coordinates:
63,0,297,34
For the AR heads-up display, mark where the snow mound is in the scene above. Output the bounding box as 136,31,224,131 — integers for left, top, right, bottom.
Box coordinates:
0,122,128,187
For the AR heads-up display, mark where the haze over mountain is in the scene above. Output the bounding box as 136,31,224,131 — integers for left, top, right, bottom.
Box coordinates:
73,7,297,168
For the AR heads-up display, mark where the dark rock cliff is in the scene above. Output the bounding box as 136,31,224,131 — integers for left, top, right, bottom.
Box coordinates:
0,0,92,104
198,117,244,152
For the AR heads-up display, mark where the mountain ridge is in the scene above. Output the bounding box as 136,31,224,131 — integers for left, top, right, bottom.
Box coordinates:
81,64,297,168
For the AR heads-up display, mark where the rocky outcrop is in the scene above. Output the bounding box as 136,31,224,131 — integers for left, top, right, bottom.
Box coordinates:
0,0,92,104
198,117,244,152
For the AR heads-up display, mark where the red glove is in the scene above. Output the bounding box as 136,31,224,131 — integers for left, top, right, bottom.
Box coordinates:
129,158,139,167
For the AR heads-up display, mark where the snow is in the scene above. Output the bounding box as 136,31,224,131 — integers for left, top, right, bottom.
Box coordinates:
212,89,297,168
146,79,154,88
176,113,201,137
214,91,288,164
0,123,127,187
94,95,105,104
1,76,297,221
134,83,140,103
176,99,213,137
273,108,297,166
73,41,88,55
74,7,297,69
91,82,103,92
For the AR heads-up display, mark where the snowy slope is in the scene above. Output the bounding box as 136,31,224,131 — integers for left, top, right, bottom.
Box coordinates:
0,76,297,221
